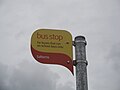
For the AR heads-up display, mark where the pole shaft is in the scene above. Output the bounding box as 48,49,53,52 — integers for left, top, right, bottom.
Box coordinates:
75,36,88,90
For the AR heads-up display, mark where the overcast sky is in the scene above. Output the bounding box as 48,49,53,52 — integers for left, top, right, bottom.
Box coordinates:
0,0,120,90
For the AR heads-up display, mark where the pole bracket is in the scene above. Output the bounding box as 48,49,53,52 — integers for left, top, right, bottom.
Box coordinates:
72,40,87,46
73,60,88,66
72,41,75,46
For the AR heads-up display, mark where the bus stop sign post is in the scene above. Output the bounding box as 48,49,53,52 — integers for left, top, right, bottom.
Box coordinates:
31,29,88,90
73,36,88,90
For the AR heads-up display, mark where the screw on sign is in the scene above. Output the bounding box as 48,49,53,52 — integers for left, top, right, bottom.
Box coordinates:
31,29,74,75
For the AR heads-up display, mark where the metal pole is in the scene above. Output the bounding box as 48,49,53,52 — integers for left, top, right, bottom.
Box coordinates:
73,36,88,90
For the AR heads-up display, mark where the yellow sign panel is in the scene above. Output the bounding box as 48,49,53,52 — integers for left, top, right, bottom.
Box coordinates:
31,29,73,59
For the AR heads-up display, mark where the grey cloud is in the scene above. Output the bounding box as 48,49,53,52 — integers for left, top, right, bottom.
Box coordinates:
0,63,8,90
103,43,120,90
90,43,120,90
8,61,59,90
57,81,74,90
107,43,120,74
0,0,4,6
0,61,74,90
